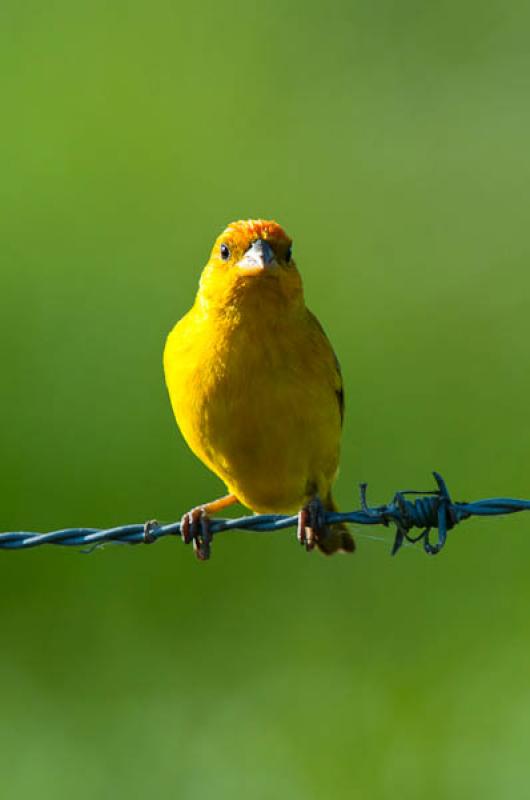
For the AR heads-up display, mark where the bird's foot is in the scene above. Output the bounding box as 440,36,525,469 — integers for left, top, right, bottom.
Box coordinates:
297,496,326,552
180,506,212,561
179,495,238,561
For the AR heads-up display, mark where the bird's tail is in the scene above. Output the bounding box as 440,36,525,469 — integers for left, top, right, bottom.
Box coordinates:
317,493,355,555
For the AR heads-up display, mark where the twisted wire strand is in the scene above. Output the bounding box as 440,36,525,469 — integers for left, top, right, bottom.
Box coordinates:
2,472,530,556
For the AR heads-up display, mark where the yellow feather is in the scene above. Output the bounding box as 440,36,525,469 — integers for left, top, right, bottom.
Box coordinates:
164,220,353,553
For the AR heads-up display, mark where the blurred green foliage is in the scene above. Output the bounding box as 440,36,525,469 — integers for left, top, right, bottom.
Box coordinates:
1,0,530,797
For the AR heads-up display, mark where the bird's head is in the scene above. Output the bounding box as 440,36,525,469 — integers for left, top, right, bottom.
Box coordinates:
197,219,303,312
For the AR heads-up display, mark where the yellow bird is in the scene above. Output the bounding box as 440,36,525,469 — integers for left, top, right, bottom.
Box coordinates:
164,219,354,560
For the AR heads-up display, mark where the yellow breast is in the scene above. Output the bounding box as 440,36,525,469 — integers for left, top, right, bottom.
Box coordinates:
164,291,343,513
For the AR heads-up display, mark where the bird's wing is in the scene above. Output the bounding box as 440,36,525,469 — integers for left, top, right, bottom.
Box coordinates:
307,311,344,427
334,352,345,427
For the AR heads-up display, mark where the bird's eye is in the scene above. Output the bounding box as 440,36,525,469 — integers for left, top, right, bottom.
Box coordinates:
286,245,292,262
220,243,230,261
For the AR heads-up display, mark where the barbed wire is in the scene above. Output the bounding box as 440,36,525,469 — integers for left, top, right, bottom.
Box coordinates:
2,472,530,559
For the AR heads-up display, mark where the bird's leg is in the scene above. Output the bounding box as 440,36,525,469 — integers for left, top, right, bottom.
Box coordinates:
297,496,326,552
181,494,238,561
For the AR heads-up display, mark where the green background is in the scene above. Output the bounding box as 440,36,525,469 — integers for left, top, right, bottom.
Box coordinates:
2,1,530,797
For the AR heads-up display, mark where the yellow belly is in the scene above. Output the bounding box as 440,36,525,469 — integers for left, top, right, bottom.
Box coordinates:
164,304,342,513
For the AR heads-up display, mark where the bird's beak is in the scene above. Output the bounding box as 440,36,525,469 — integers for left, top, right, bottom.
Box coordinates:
237,239,277,271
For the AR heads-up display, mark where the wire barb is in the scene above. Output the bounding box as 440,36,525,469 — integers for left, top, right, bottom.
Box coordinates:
2,472,530,556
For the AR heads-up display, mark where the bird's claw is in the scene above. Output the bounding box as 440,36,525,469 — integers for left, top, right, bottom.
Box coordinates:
297,507,315,551
297,497,325,552
180,507,212,561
